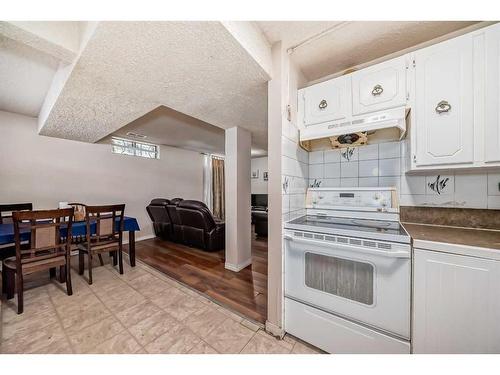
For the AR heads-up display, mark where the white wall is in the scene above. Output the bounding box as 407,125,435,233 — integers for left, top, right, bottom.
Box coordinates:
282,58,309,222
267,42,285,332
251,156,268,194
0,110,204,239
8,21,82,54
267,41,308,334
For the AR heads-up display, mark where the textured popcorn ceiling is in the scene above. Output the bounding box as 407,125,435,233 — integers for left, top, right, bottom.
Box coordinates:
39,21,270,150
7,20,484,153
257,21,479,81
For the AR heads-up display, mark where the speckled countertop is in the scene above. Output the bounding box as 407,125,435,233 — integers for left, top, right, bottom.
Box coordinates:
402,222,500,251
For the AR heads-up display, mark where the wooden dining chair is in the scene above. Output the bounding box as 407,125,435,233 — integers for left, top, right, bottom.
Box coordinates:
0,203,33,224
1,203,34,295
77,204,125,284
66,202,106,267
3,208,74,314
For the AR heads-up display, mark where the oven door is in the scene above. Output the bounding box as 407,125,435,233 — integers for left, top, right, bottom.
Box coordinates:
284,230,410,339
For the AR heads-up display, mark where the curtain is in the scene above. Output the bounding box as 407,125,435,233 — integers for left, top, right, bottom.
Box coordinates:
212,157,225,220
202,154,213,211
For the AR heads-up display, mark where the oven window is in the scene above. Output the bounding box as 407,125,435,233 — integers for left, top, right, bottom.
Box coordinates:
304,252,374,305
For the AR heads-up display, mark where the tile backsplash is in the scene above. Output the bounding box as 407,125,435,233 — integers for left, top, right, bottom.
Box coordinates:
306,140,500,210
282,133,308,221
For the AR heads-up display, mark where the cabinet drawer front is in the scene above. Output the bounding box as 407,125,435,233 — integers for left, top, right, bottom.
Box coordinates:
302,75,351,126
352,55,407,115
285,298,410,354
485,24,500,163
414,34,474,167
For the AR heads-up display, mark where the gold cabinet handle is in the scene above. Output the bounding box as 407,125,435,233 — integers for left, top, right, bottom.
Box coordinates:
371,84,383,96
318,99,328,110
435,100,452,114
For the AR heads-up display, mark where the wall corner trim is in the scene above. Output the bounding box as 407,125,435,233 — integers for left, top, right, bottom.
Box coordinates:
265,320,285,339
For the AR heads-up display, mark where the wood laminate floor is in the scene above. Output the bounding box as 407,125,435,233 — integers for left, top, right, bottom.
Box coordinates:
132,231,268,323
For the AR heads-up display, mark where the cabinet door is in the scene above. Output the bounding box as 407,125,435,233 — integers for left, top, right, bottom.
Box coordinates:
302,75,351,127
413,249,500,354
485,24,500,163
414,34,474,167
352,55,407,116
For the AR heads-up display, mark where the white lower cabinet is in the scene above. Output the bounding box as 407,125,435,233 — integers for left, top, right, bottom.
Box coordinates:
413,248,500,353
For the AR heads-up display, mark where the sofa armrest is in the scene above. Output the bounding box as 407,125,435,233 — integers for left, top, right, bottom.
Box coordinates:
206,221,225,251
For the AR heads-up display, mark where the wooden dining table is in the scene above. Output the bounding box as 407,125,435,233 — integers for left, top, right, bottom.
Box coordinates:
0,216,140,267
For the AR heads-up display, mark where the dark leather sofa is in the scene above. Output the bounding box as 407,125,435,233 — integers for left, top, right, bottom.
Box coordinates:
177,200,225,252
146,198,224,252
166,198,184,243
251,194,268,238
252,211,268,238
146,198,172,240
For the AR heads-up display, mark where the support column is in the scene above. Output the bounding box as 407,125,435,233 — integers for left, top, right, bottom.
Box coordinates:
224,126,252,272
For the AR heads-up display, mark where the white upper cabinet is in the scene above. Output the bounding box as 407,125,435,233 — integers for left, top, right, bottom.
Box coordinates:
297,23,500,171
408,23,500,172
351,55,408,116
300,74,351,127
485,25,500,163
412,33,475,168
413,249,500,353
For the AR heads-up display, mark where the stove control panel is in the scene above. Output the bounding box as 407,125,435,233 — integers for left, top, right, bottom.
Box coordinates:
306,188,396,210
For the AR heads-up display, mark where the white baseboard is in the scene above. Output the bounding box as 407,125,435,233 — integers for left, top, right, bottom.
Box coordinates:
123,233,155,244
265,320,285,339
225,258,252,272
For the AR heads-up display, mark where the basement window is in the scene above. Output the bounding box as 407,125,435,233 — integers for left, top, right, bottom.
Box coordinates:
111,137,159,159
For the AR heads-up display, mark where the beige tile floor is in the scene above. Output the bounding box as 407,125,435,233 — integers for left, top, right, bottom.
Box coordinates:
0,258,322,354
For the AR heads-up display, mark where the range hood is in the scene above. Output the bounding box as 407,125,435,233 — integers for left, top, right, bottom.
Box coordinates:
299,106,408,143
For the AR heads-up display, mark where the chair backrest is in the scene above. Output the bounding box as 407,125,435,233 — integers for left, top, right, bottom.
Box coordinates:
146,199,171,224
69,202,87,222
0,203,33,224
177,200,217,231
12,208,74,268
166,198,183,225
84,204,125,243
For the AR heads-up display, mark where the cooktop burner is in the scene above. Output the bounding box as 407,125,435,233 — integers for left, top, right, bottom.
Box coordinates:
285,215,410,243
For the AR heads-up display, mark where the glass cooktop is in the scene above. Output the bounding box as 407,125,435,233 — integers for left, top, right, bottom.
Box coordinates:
286,215,410,243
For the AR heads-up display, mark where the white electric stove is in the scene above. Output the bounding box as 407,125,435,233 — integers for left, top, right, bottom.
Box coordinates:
284,187,411,354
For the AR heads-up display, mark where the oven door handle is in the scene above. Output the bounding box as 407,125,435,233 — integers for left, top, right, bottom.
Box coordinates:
284,235,410,259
